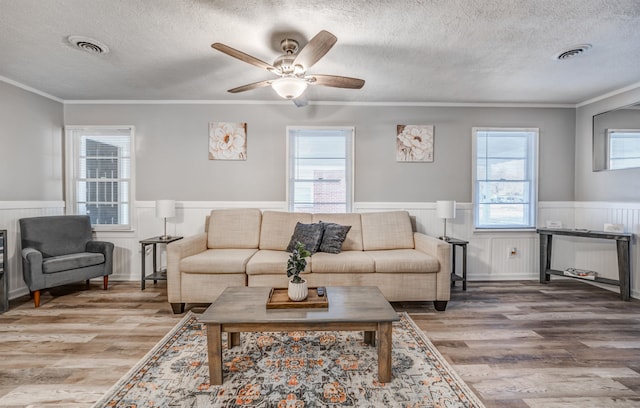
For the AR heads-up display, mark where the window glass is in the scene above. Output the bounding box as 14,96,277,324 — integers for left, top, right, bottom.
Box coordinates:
66,126,134,230
473,128,538,229
287,127,354,213
607,130,640,170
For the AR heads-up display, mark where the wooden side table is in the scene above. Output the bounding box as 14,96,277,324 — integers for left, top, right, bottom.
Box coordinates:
443,237,468,291
140,236,183,290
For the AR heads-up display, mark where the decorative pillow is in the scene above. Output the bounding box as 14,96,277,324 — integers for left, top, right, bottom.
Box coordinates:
286,222,324,254
318,222,352,254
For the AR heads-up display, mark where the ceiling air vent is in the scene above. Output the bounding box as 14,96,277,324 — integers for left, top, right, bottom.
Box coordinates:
554,44,591,60
67,35,110,55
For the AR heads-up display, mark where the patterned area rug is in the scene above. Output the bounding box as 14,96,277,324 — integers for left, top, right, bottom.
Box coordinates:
94,312,485,407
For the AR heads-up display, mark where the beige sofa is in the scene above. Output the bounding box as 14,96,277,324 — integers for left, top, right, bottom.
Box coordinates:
167,209,451,313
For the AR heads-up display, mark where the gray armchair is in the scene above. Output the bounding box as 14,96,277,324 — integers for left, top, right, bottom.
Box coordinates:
19,215,114,308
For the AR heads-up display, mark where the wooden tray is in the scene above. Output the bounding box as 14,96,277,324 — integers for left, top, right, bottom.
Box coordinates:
266,287,328,309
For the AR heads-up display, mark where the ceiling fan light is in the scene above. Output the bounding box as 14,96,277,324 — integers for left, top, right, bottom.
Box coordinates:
271,77,307,99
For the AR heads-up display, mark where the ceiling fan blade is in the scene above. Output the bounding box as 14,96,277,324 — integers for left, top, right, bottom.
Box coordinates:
212,43,277,72
308,74,365,89
293,30,337,70
227,79,273,93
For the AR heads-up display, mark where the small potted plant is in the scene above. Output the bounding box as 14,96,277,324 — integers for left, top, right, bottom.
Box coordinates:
287,241,311,301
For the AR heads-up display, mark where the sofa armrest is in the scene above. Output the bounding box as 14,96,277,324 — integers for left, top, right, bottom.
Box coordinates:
22,247,44,291
166,232,207,303
414,232,451,301
86,240,115,276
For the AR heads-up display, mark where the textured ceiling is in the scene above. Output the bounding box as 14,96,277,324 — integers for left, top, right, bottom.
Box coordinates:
1,0,640,104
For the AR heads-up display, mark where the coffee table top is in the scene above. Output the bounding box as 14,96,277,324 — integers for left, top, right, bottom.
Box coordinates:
199,286,399,324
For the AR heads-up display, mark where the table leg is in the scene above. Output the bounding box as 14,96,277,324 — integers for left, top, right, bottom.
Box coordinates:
377,321,392,383
152,243,158,284
364,331,376,346
207,323,223,385
451,244,457,287
140,243,146,290
616,240,631,301
539,233,552,283
462,244,467,291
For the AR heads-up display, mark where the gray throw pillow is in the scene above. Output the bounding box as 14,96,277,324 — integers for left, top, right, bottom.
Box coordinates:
318,222,352,254
286,222,324,254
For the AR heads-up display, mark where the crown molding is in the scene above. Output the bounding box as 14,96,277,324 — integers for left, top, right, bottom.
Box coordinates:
576,81,640,108
0,75,63,103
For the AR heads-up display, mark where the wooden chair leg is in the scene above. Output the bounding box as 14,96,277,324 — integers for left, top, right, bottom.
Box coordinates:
33,290,41,308
103,276,109,290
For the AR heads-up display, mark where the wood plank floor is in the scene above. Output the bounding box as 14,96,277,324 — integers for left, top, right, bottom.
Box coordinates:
0,279,639,407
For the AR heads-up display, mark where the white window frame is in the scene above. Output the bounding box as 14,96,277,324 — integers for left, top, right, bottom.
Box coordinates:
286,126,355,213
606,129,640,170
472,127,538,231
65,125,135,231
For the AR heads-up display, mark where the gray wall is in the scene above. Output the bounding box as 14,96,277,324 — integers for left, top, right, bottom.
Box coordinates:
576,87,640,201
64,103,576,203
0,82,64,201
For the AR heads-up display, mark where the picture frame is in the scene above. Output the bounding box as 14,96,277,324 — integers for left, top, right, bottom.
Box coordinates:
208,122,247,160
396,125,434,162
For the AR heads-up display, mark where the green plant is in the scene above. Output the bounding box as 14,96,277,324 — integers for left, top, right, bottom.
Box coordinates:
287,241,311,283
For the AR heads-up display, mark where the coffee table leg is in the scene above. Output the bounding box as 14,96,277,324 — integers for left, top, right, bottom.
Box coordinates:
364,331,376,346
377,321,392,383
207,323,223,385
229,332,240,348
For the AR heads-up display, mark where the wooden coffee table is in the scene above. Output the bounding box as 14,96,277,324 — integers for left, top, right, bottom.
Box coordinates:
199,286,400,385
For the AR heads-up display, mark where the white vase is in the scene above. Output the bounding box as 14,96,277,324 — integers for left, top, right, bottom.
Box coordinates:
288,279,308,301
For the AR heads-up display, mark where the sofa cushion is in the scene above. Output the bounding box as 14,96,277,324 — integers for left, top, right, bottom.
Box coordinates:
360,211,415,250
310,251,374,273
318,222,352,254
260,211,312,251
367,249,439,273
207,208,262,249
286,222,324,254
42,252,105,274
312,213,363,251
246,250,311,276
180,249,258,274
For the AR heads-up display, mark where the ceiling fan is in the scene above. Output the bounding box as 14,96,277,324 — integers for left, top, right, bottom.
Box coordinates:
211,30,365,102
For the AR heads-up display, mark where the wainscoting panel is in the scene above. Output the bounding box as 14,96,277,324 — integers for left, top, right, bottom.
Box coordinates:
0,202,65,299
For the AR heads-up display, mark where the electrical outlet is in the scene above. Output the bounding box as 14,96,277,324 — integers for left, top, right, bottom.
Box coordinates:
509,247,518,258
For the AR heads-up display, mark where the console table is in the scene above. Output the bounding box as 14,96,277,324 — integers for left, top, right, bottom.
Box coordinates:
537,228,633,301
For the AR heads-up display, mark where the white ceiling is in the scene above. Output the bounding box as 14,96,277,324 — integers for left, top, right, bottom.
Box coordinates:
1,0,640,104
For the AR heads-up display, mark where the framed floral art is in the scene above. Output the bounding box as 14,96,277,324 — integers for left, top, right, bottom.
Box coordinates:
396,125,434,162
208,122,247,160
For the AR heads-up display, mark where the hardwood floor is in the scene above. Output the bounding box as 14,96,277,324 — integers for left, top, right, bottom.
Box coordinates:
0,279,639,407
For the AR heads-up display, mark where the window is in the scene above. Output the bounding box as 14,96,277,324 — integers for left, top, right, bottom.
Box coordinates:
472,127,538,230
287,127,354,213
607,129,640,170
65,126,134,230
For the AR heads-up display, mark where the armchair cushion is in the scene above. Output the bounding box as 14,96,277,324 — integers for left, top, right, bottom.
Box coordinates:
42,252,105,274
